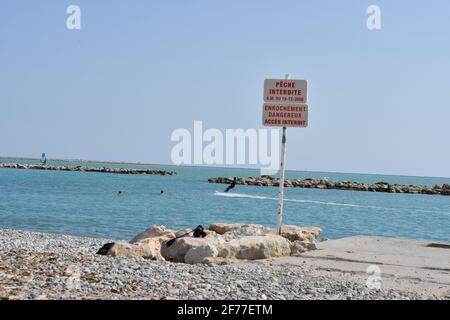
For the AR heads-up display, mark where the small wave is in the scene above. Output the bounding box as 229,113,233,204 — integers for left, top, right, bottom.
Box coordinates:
214,192,272,201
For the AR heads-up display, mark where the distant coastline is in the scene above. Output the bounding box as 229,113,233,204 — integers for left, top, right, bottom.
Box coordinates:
0,156,157,166
1,156,450,180
0,162,176,176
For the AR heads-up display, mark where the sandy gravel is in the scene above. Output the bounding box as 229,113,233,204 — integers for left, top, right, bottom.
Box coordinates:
0,229,446,300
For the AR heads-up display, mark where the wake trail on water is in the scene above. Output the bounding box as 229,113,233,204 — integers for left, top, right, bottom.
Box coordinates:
214,191,380,208
213,191,450,214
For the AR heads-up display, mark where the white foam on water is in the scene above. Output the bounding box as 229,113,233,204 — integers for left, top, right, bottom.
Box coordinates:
214,191,377,208
214,192,271,201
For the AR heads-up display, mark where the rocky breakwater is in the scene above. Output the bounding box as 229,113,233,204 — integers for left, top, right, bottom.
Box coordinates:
208,176,450,196
98,223,323,265
0,163,176,176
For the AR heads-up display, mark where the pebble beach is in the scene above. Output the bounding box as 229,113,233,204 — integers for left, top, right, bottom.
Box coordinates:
1,229,446,300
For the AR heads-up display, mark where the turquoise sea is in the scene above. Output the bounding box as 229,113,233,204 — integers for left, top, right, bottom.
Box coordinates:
1,159,449,243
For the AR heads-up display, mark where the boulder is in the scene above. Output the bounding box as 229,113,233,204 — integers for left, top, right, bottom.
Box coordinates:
290,240,317,256
201,232,227,246
280,225,322,242
161,229,225,262
130,225,175,243
218,235,291,260
136,236,171,260
442,184,450,195
208,223,241,234
209,223,271,237
175,227,194,238
222,224,272,239
290,241,307,256
161,237,220,262
106,241,163,260
203,229,218,237
306,242,317,250
184,244,218,264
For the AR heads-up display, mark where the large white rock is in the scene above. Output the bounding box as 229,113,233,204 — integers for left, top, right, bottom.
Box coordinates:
107,241,163,260
136,236,173,260
130,225,175,243
280,225,322,242
161,234,225,262
209,223,271,237
160,237,205,262
209,223,242,234
184,244,218,264
223,224,272,239
218,235,291,260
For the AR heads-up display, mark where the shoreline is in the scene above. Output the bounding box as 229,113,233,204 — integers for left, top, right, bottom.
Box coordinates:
0,228,448,300
0,163,176,176
0,157,157,166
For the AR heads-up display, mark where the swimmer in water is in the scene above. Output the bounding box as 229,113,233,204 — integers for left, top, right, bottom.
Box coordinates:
224,177,237,193
117,191,123,196
160,190,164,196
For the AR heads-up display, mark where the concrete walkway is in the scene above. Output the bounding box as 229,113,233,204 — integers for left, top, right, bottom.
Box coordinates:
258,236,450,297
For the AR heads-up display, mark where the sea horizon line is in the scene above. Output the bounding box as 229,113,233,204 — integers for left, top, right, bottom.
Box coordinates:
1,155,450,180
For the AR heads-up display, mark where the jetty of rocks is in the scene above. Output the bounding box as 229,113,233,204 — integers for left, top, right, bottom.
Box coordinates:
0,163,176,176
208,176,450,196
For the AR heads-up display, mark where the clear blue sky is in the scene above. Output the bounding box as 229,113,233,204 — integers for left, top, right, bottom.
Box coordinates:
1,1,449,177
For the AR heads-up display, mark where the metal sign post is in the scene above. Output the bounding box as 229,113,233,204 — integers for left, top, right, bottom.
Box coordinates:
276,74,289,235
262,74,309,235
277,126,287,235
